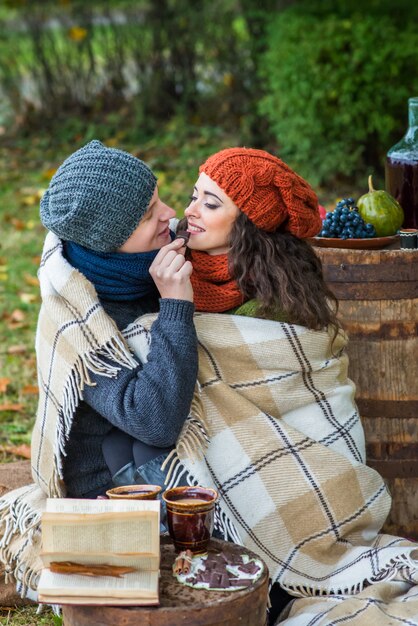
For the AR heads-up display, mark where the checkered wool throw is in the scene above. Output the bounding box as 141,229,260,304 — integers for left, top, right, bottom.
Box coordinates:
128,312,418,600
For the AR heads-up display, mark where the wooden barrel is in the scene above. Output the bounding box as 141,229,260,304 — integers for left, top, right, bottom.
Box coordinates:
314,244,418,539
63,537,269,626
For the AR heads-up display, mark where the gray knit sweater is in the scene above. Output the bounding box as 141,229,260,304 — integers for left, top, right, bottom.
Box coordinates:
63,297,197,497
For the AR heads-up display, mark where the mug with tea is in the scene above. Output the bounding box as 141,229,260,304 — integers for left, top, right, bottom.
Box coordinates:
162,486,218,554
106,484,162,500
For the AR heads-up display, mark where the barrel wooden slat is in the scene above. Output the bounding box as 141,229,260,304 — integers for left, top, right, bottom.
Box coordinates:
62,537,269,626
332,283,414,300
380,478,418,539
315,244,418,539
358,400,418,419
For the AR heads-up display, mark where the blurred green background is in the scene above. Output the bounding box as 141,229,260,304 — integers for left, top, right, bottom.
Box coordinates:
0,1,417,621
1,0,418,185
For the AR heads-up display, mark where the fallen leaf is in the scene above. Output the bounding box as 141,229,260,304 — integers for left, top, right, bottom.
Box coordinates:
19,293,38,304
68,26,88,41
5,444,31,459
0,378,11,393
7,345,27,355
5,308,27,329
42,169,57,180
10,309,25,323
24,273,39,287
11,217,26,230
22,385,38,395
0,403,24,412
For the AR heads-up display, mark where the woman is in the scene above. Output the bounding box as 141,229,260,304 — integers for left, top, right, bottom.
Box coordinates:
108,148,418,625
179,149,418,625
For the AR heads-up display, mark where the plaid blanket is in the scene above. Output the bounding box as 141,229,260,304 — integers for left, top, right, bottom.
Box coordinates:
129,313,418,605
279,581,418,625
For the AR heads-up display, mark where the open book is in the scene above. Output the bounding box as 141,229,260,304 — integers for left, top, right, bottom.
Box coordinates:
38,497,160,606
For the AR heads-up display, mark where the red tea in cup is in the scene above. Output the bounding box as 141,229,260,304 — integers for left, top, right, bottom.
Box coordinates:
106,484,162,500
162,486,218,554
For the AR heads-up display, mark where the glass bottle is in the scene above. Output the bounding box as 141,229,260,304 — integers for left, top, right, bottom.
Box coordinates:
385,97,418,229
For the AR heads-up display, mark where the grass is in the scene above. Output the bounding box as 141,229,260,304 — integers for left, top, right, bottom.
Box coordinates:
0,606,60,626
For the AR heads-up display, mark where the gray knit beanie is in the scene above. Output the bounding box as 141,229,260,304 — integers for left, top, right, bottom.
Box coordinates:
40,140,157,252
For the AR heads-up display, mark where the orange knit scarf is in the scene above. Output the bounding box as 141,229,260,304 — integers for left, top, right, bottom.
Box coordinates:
189,250,244,313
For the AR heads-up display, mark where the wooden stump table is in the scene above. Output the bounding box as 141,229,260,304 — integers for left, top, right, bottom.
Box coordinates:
62,537,269,626
315,243,418,539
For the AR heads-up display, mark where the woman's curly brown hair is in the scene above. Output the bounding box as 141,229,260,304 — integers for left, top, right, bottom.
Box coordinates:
228,212,340,333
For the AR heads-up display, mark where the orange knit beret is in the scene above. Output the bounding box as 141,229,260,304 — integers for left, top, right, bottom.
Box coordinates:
199,147,321,238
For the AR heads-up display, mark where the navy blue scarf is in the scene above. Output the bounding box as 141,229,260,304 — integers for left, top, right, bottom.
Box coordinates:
64,241,160,302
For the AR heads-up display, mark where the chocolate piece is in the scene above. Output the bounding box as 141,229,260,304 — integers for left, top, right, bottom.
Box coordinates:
195,572,209,583
205,555,226,571
209,572,222,587
229,578,253,587
238,561,260,575
219,573,230,588
175,230,190,243
223,553,244,566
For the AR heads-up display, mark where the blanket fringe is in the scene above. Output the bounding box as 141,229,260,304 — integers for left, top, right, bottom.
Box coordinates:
54,335,137,483
161,388,210,487
368,551,418,585
281,581,366,598
214,504,242,545
0,489,42,597
279,549,418,598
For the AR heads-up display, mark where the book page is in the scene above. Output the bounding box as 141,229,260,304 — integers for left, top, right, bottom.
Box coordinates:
39,596,159,606
45,497,160,515
38,568,159,599
42,511,159,557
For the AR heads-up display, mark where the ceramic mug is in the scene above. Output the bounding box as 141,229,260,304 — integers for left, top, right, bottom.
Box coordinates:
162,486,218,554
399,228,418,250
106,484,162,500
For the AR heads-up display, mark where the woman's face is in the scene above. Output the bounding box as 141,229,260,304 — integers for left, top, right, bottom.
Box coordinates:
118,187,176,253
184,173,240,255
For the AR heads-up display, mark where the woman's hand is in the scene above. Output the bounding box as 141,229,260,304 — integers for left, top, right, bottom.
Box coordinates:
149,239,193,302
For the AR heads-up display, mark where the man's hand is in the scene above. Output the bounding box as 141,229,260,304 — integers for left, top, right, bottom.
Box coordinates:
149,239,193,302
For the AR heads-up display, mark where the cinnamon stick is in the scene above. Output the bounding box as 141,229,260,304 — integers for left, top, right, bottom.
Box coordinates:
49,561,136,578
173,550,193,575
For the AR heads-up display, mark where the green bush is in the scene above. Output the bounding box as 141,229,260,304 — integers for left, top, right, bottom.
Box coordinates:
260,8,418,186
0,0,257,135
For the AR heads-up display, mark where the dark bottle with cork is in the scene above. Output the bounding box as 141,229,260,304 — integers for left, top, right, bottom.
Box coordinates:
385,97,418,229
